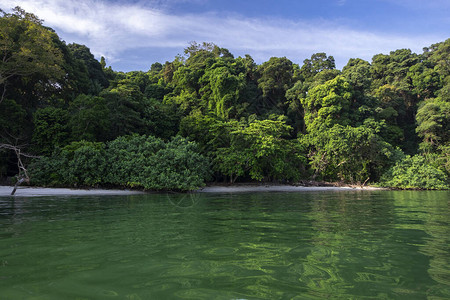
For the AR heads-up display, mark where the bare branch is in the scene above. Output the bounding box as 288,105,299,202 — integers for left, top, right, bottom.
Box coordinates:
0,143,40,158
0,142,41,195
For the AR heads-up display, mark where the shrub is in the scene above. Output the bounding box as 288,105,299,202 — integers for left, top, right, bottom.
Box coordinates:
30,135,211,191
142,136,211,191
380,154,449,190
30,141,106,187
104,134,165,187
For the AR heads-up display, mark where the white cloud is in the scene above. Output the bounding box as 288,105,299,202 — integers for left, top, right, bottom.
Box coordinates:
0,0,445,70
382,0,450,9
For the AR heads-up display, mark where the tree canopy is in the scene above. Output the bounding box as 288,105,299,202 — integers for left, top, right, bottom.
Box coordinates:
1,7,448,190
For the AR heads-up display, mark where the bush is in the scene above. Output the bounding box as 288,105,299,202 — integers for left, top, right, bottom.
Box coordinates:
214,118,307,183
104,134,165,186
32,107,70,155
142,136,211,191
30,135,211,191
29,156,65,187
304,124,400,183
66,143,106,186
380,154,449,190
30,141,106,187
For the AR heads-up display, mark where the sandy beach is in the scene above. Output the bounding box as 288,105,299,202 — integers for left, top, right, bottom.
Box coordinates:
0,184,382,197
198,185,381,193
0,186,145,197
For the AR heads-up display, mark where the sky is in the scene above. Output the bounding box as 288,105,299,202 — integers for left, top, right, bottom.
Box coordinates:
1,0,449,72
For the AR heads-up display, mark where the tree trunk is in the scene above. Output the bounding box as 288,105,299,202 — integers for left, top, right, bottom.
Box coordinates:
0,143,38,196
10,178,27,196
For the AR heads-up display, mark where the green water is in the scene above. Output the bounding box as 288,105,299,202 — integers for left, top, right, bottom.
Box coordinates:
0,191,449,299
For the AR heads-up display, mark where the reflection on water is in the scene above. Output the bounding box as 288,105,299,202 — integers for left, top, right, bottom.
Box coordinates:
0,191,449,299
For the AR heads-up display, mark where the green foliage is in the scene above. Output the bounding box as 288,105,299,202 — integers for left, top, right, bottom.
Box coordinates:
102,81,161,139
179,111,233,154
1,8,449,189
0,7,64,103
30,141,106,187
57,40,92,98
201,63,246,118
104,134,165,187
371,49,420,90
309,69,341,89
373,85,406,119
32,107,70,155
380,155,448,190
285,81,307,134
66,143,106,186
0,98,27,137
408,62,442,99
68,43,109,93
173,65,204,94
144,82,169,100
257,57,295,112
342,58,372,92
69,94,110,141
416,97,450,151
215,118,306,182
141,136,211,191
300,52,336,80
28,156,63,186
370,49,424,153
424,39,450,80
142,98,180,139
304,124,399,183
301,76,352,132
164,90,200,115
424,144,450,177
30,135,210,191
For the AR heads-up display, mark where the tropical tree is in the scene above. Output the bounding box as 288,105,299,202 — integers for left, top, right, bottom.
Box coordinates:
299,52,336,81
32,107,70,155
257,57,295,112
68,43,109,94
0,7,64,104
301,76,352,132
380,154,448,190
304,124,399,183
200,60,246,118
416,97,450,151
68,94,110,141
215,118,306,182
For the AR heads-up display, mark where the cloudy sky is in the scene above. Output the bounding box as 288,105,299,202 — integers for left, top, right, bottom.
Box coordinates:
1,0,448,71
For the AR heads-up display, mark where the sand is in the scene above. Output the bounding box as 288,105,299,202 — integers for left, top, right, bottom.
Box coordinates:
0,184,381,197
198,185,380,193
0,186,144,197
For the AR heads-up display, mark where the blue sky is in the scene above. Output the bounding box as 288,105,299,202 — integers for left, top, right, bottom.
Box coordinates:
1,0,448,71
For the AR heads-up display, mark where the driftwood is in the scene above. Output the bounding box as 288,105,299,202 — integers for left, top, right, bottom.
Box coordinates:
0,143,39,195
10,177,28,196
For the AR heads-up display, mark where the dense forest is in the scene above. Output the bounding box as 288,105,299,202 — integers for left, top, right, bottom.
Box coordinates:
0,7,449,190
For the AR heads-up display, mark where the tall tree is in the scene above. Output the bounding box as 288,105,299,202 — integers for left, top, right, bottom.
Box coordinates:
257,57,295,112
199,59,246,119
0,7,64,104
68,94,110,142
68,43,109,94
215,118,305,182
416,97,450,151
301,76,353,132
300,52,336,81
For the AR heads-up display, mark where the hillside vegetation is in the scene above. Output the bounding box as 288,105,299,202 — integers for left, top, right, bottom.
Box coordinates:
1,7,448,190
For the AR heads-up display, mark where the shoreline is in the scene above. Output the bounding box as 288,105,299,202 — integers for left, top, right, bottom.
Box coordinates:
0,186,145,197
199,184,382,193
0,183,383,197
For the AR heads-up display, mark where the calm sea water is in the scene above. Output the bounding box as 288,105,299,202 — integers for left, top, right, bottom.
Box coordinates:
0,190,449,299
